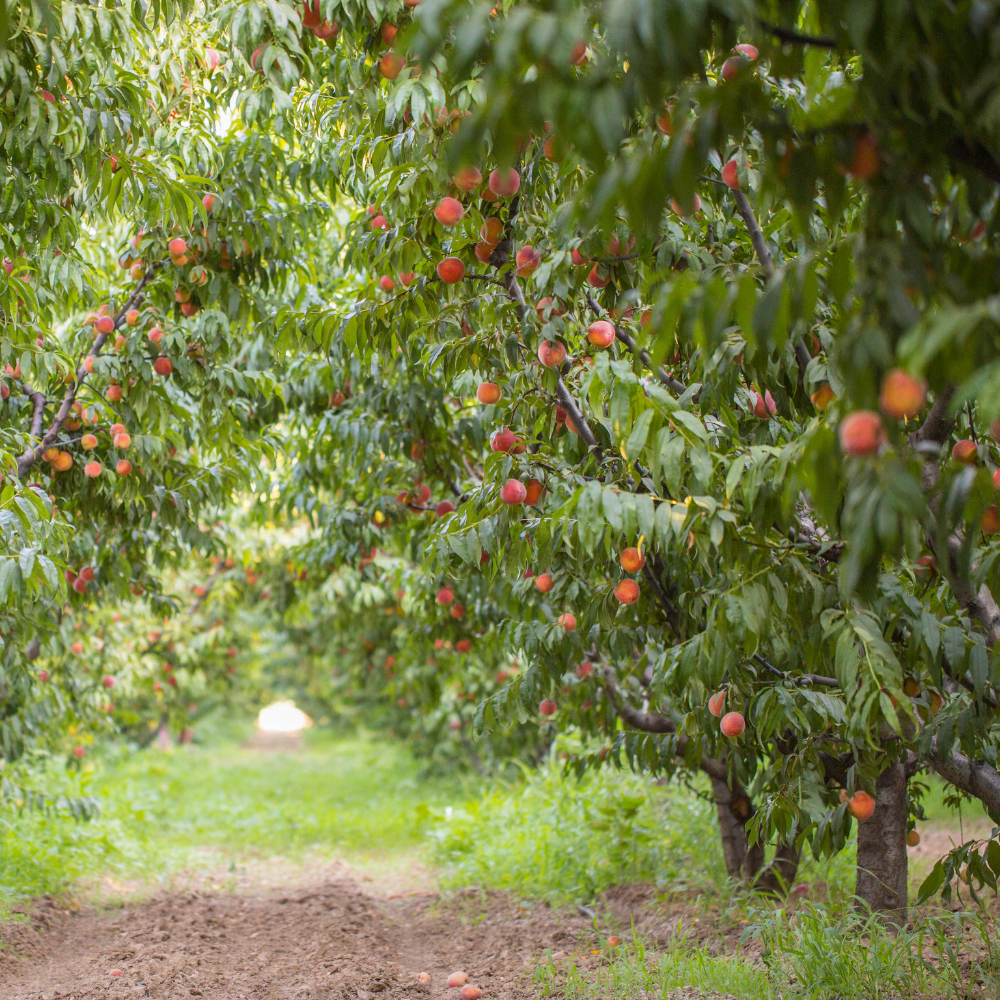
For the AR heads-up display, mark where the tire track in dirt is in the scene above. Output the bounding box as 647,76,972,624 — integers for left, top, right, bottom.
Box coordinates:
0,880,596,1000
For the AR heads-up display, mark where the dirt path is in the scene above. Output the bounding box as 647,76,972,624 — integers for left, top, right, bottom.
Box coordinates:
0,877,595,1000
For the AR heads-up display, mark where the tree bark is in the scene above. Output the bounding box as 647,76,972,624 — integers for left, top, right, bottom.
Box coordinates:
855,762,908,924
711,776,753,879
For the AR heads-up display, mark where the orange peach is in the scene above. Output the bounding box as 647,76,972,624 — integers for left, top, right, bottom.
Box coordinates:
500,479,527,505
477,382,502,404
614,579,640,604
588,320,615,348
488,167,520,197
879,369,926,419
380,52,404,80
434,197,464,226
848,790,875,820
525,478,543,505
620,547,644,572
811,383,835,411
952,439,978,464
558,612,577,631
839,411,885,456
535,572,553,593
537,341,566,367
720,711,745,738
437,257,465,284
708,691,726,717
453,165,482,191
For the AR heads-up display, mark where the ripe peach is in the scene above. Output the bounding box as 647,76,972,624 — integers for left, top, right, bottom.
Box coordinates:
370,214,388,231
720,158,740,190
537,341,566,367
879,369,926,419
994,469,1000,490
125,309,139,327
168,237,188,258
130,263,145,280
511,436,526,454
614,579,640,604
516,245,540,276
478,382,502,404
95,315,115,335
848,790,875,821
720,711,745,738
153,357,173,376
80,567,95,582
180,301,199,317
558,612,577,631
475,241,493,263
576,662,592,679
313,19,338,39
102,675,116,689
838,411,885,456
380,52,404,80
113,432,131,449
38,670,50,682
453,165,482,191
116,459,133,475
752,389,776,419
501,479,527,505
539,698,557,716
535,572,553,593
656,109,672,135
535,297,565,320
708,690,726,717
480,217,504,245
447,972,469,988
569,41,588,65
733,43,758,59
106,385,123,402
983,506,999,534
83,356,95,374
490,428,516,452
525,478,543,505
670,193,701,216
720,56,743,80
571,248,588,266
620,547,644,573
903,677,921,697
84,461,102,478
379,275,395,291
436,586,454,606
455,638,471,653
542,135,564,162
906,829,920,847
73,577,86,592
459,987,481,1000
848,133,881,180
382,23,398,44
73,746,85,758
81,433,98,450
400,271,416,287
148,326,163,344
437,257,465,284
588,320,615,348
434,197,464,226
952,439,977,464
436,500,455,517
811,383,835,411
488,167,520,198
587,264,609,288
606,936,621,947
54,451,73,472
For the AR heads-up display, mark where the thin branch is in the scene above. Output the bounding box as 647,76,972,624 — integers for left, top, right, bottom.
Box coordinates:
554,375,600,455
731,188,774,278
759,21,838,48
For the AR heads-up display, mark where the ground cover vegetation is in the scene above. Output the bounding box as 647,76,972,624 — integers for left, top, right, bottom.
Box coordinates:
1,0,999,975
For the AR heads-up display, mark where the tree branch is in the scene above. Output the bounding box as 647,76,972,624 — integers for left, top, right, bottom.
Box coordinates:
759,21,839,49
731,189,774,278
927,742,1000,818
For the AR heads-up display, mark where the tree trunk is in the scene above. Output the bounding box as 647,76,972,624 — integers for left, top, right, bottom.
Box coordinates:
855,761,908,925
711,776,752,879
754,839,801,895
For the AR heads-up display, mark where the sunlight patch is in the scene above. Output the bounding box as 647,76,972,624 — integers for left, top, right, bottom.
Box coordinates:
257,700,312,733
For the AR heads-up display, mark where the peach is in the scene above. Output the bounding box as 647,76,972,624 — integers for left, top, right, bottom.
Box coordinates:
488,167,520,198
180,301,199,317
73,577,86,592
587,264,609,288
720,56,743,80
380,52,404,80
125,309,140,327
607,936,621,947
501,479,527,505
542,135,564,162
102,675,116,689
106,385,123,402
80,567,95,582
202,193,217,212
153,357,173,376
130,263,145,280
620,547,644,572
537,340,566,367
906,829,920,847
993,468,1000,490
983,506,999,534
81,433,98,450
903,677,921,697
558,612,577,631
455,638,471,653
848,790,875,820
490,428,516,452
371,214,388,230
838,411,885,456
54,451,73,472
670,193,701,216
114,334,126,350
516,245,540,276
588,320,615,348
722,159,739,190
38,670,50,682
848,133,881,181
168,238,188,258
569,41,588,65
436,586,454,606
382,23,398,44
113,432,131,449
576,662,592,679
539,698,557,716
733,43,758,59
379,275,395,291
720,711,745,738
477,382,502,404
475,241,493,263
447,972,469,988
525,478,543,505
400,271,416,287
437,257,465,284
752,389,776,419
614,579,640,604
535,297,565,320
73,746,85,758
434,197,464,226
535,572,553,593
952,439,977,464
436,500,455,517
481,217,504,245
449,603,465,619
314,19,338,39
708,690,726,717
148,326,163,344
811,383,835,411
84,460,102,478
571,248,588,266
453,165,482,191
879,369,926,419
96,315,115,335
459,987,481,1000
116,459,133,475
656,109,672,135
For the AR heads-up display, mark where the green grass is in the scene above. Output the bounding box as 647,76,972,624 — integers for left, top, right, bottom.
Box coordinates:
0,725,466,917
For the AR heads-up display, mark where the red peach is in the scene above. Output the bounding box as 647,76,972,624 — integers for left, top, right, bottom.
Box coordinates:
73,746,85,758
720,56,743,80
475,241,493,263
752,389,777,419
525,478,543,505
148,327,163,344
535,572,553,593
436,586,454,606
488,168,520,197
168,238,188,257
380,52,405,80
952,439,978,464
125,309,139,326
437,257,465,284
720,711,745,738
620,547,644,573
576,662,592,679
588,320,615,348
708,690,726,717
106,385,123,402
537,341,566,367
811,383,835,411
733,43,758,59
481,217,504,245
539,698,557,716
202,193,217,212
879,369,926,419
382,24,398,44
96,315,115,335
379,275,395,291
515,245,540,276
839,411,885,456
501,479,527,505
587,264,609,288
371,214,388,230
614,579,639,604
400,271,416,287
558,612,577,631
490,428,516,452
722,159,739,190
983,506,999,534
116,459,133,475
569,41,588,65
81,433,98,450
102,675,116,688
436,500,455,517
153,357,173,376
848,133,881,181
477,382,502,404
434,197,464,226
113,432,131,449
84,461,102,478
453,165,482,191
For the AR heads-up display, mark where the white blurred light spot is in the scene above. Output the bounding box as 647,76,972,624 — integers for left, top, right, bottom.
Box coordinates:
257,700,311,733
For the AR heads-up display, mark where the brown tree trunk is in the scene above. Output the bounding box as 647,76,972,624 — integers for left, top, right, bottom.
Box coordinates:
711,776,752,878
855,761,908,925
754,839,801,895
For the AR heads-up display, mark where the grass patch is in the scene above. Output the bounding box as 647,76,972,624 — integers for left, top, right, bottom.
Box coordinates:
0,726,465,917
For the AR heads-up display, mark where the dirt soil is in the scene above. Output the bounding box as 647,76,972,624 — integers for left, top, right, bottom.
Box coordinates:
0,877,605,1000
